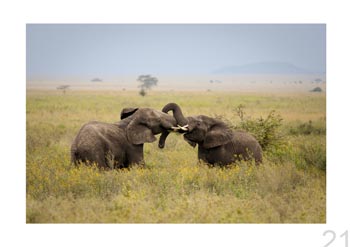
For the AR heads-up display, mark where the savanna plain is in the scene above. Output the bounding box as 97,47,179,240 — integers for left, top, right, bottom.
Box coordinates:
26,89,326,223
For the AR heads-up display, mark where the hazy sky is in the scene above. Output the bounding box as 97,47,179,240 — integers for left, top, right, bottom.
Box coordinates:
26,24,326,78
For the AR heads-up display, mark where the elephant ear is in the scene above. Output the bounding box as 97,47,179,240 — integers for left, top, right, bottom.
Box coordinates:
120,107,139,120
202,126,231,149
126,119,156,145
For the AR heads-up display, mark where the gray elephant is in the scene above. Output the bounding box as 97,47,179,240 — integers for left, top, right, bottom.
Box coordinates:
71,107,181,169
159,103,263,166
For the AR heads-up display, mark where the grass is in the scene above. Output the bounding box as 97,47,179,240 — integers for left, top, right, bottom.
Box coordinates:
26,90,326,223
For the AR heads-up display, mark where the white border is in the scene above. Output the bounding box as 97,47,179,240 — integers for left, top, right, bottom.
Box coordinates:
1,0,349,246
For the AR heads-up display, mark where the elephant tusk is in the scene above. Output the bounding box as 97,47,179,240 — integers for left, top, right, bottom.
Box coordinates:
178,124,189,131
171,124,189,132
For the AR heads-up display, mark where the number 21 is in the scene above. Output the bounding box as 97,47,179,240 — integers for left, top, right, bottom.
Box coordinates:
323,230,348,247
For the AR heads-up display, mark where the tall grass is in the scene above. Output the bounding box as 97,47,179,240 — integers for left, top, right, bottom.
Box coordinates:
26,90,326,223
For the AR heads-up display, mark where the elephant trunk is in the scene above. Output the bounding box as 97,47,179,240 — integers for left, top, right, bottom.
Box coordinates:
158,103,188,149
162,103,188,126
158,131,170,149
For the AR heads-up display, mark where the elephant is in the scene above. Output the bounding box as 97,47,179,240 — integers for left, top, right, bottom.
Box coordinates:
158,103,263,166
71,107,182,169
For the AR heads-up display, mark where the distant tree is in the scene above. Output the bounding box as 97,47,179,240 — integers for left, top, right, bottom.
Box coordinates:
137,74,158,96
56,85,70,94
91,78,103,82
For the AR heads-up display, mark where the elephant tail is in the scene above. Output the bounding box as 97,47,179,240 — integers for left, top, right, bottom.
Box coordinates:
70,142,80,165
254,143,263,165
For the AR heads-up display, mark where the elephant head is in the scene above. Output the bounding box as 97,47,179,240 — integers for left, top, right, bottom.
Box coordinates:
120,107,178,145
181,115,231,149
158,103,231,149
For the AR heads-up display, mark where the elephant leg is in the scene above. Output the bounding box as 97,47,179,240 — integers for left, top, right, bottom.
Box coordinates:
198,146,211,164
239,146,261,165
84,149,107,169
126,145,145,167
127,154,144,167
81,145,108,168
96,154,108,169
200,145,234,166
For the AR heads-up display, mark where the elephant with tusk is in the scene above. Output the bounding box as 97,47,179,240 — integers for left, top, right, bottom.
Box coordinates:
159,103,263,166
71,106,183,169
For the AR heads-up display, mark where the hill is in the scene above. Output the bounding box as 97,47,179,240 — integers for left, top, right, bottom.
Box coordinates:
213,62,314,75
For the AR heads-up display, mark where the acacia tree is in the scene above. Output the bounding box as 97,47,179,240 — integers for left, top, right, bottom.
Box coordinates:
56,85,70,94
137,75,158,96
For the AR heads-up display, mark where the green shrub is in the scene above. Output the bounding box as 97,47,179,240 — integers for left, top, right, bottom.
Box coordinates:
234,104,284,151
295,140,326,171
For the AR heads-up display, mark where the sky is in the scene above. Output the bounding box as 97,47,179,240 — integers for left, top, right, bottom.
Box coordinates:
26,24,326,79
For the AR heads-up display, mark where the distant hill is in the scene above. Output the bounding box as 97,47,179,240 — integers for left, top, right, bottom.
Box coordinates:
213,62,315,75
